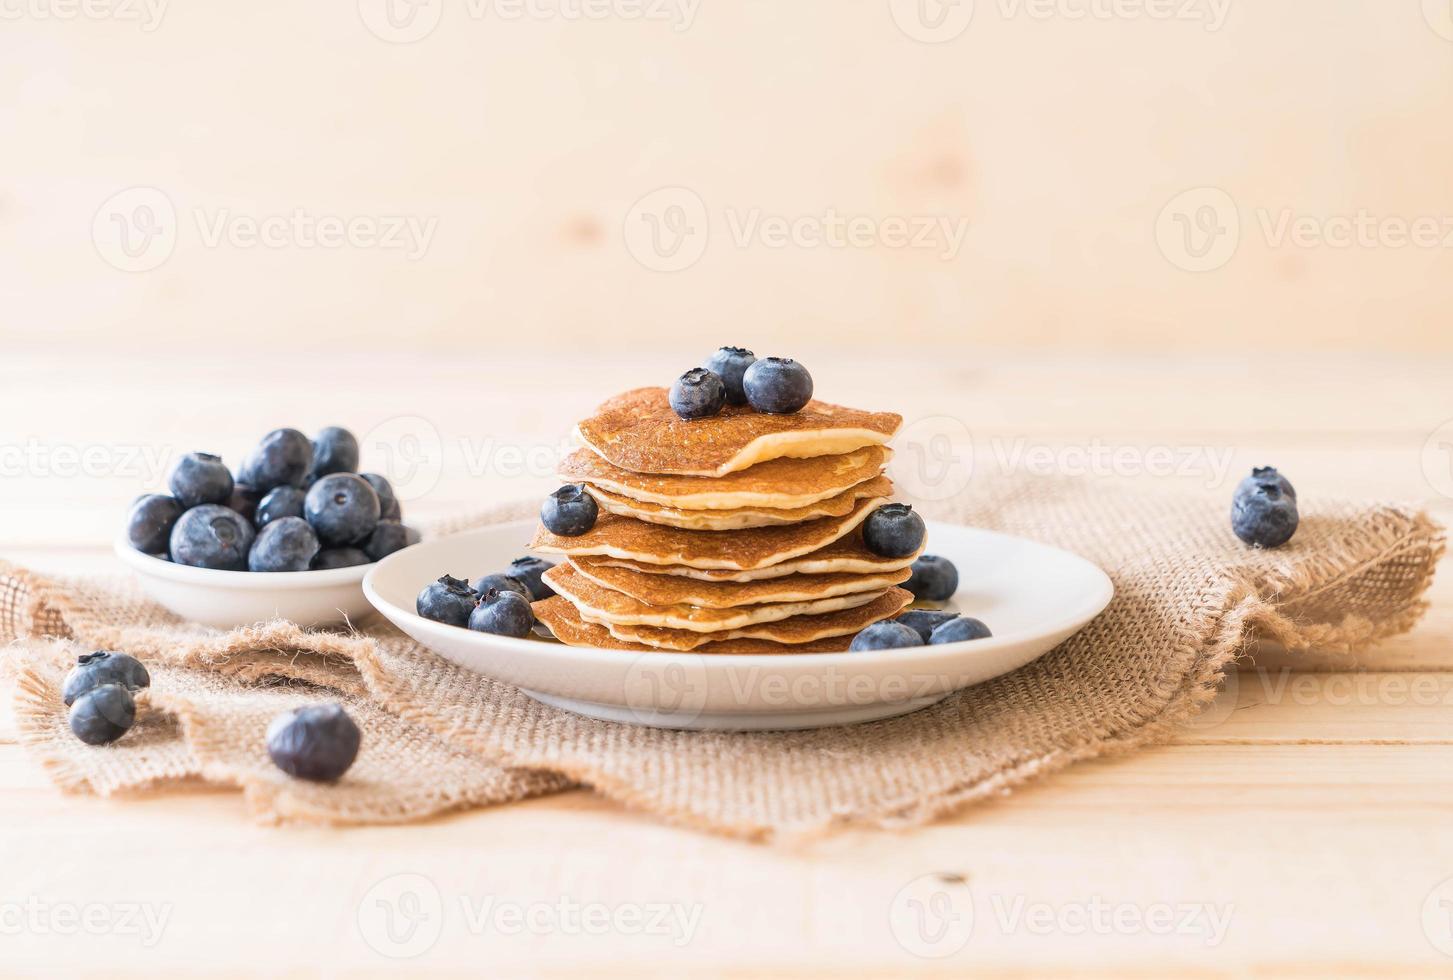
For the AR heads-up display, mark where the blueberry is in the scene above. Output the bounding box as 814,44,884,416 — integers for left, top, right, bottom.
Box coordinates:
68,684,136,745
669,367,727,420
848,621,923,651
307,427,360,481
541,484,598,536
256,486,307,528
170,504,255,570
906,555,958,602
62,651,150,707
265,703,361,782
363,521,420,562
894,609,959,643
468,588,535,638
416,574,478,626
357,473,400,522
701,346,756,405
471,573,530,599
127,494,182,554
1232,468,1299,548
227,483,262,524
239,428,313,492
304,473,381,547
168,452,234,509
862,503,925,559
930,617,992,644
506,556,556,600
312,547,371,569
248,517,321,572
742,357,813,414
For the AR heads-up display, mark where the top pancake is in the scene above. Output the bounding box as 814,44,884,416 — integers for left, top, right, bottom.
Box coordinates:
575,387,902,477
558,445,891,510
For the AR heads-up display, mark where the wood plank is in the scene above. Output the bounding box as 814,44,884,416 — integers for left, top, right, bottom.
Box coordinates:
1,742,1451,975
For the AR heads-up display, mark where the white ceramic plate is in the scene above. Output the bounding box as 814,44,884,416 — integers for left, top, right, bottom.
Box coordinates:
114,537,376,629
364,520,1114,731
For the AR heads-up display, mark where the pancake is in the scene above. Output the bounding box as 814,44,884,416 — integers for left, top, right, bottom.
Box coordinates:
542,563,883,632
558,445,891,510
594,588,915,651
585,475,893,531
569,558,911,608
528,495,889,570
533,597,855,654
575,387,901,477
578,528,922,582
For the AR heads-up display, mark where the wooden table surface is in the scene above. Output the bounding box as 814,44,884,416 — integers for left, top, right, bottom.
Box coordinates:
2,349,1451,977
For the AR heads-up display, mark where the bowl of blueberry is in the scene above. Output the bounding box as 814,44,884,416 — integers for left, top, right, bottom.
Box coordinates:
115,426,420,629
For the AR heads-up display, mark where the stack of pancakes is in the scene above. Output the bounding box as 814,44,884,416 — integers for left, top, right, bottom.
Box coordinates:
528,388,918,653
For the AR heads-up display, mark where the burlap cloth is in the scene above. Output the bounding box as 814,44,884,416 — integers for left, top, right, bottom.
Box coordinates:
2,476,1443,840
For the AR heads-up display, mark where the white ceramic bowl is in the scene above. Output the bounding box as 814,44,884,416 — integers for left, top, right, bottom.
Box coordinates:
364,519,1115,731
114,537,378,629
